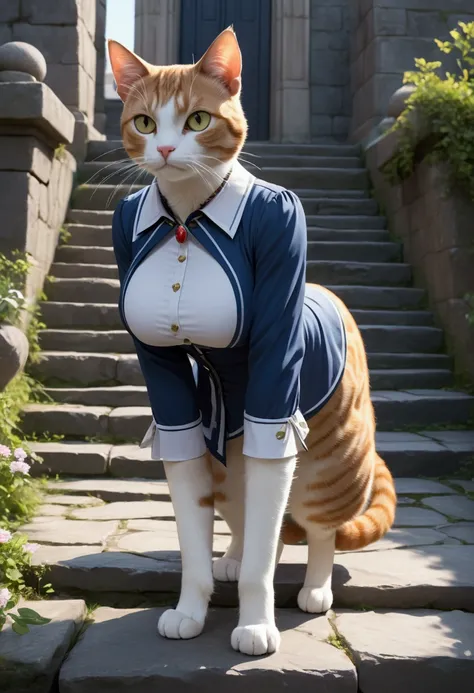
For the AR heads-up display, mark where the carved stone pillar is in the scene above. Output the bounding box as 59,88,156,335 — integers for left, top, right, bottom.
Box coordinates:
134,0,180,65
270,0,311,143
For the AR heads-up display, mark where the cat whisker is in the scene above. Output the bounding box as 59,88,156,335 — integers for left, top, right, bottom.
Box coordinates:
89,146,127,163
240,150,262,159
237,156,262,171
81,159,142,187
104,165,144,209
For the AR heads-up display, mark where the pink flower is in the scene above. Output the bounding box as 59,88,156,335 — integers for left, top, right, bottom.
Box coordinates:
0,529,12,544
24,543,40,554
14,448,27,461
9,460,30,475
0,445,11,458
0,588,11,609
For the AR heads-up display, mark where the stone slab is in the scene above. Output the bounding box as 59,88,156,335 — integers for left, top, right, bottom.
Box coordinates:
336,609,474,693
29,442,111,476
0,82,75,144
393,506,447,527
394,478,456,495
48,479,170,502
449,480,474,493
438,523,474,544
59,607,357,693
423,496,474,521
0,599,85,693
70,501,175,521
117,531,230,556
127,519,231,535
37,504,67,517
19,519,119,546
109,445,165,479
353,527,459,552
45,494,104,507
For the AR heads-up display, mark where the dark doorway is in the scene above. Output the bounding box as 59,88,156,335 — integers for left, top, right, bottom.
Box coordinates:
180,0,271,141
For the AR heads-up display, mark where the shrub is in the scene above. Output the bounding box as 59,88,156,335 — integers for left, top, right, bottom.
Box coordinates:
382,21,474,200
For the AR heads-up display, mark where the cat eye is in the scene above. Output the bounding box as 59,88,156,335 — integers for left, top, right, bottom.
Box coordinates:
134,115,156,135
186,111,211,132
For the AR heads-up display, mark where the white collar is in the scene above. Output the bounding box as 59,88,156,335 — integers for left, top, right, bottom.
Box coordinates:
133,161,255,240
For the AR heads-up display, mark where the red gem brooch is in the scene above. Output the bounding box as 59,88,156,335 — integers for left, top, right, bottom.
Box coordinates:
175,225,187,244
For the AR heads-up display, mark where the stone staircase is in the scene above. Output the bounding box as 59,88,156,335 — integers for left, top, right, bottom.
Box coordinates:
13,141,474,692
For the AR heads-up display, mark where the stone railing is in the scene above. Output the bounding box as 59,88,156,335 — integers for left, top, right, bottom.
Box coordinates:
0,41,76,387
365,86,474,383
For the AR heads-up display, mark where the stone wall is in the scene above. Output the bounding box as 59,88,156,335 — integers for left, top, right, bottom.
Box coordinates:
94,0,106,134
310,0,352,141
0,53,76,307
350,0,474,142
367,136,474,383
0,0,104,157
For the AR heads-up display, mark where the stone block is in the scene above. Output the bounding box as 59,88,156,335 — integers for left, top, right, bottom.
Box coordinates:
49,478,170,502
333,116,351,137
21,0,80,25
423,496,474,522
0,325,29,391
79,20,97,79
372,7,407,37
311,29,348,51
436,299,474,381
79,0,97,38
311,85,342,114
0,136,52,184
0,82,75,144
312,49,348,86
395,479,455,495
394,506,448,527
0,599,86,693
335,610,474,693
46,63,79,108
0,1,20,22
29,442,110,476
59,608,357,693
376,36,440,75
311,114,332,137
12,24,79,66
0,171,29,250
312,6,342,31
70,500,175,521
407,10,448,38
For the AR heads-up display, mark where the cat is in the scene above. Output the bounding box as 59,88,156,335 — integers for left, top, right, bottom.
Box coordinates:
108,27,397,657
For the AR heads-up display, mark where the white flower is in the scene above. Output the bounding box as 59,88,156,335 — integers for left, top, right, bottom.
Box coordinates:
0,588,11,609
14,448,27,461
0,445,11,458
24,543,40,554
9,460,30,475
0,529,12,544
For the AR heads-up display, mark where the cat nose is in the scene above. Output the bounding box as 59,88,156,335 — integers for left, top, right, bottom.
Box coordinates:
157,145,176,161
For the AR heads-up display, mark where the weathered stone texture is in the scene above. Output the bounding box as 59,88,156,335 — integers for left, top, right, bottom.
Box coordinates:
311,0,351,140
350,1,474,141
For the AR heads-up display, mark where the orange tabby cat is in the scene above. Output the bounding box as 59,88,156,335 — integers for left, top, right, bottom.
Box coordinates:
108,27,397,657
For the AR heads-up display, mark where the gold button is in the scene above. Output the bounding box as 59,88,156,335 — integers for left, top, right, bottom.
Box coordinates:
276,430,285,440
170,324,179,333
178,255,186,263
183,338,191,344
172,283,181,292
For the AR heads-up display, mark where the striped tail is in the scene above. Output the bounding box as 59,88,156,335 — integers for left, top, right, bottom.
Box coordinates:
281,456,397,551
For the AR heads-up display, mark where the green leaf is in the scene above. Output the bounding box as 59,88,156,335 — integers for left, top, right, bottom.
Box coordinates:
17,607,51,625
11,621,29,635
6,568,22,581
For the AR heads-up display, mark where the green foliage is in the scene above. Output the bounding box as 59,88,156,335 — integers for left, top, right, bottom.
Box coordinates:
382,21,474,201
54,143,66,160
466,293,474,326
59,225,72,245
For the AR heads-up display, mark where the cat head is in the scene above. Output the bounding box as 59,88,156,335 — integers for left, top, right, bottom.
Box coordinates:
108,28,247,183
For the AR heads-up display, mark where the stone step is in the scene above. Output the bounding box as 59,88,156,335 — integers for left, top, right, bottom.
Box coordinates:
45,281,425,309
66,209,388,231
65,223,391,246
34,350,450,388
29,433,474,479
21,391,474,439
71,184,372,212
51,263,118,279
54,605,474,691
78,156,366,184
46,264,412,303
86,138,361,161
54,240,400,265
39,302,436,329
38,325,443,355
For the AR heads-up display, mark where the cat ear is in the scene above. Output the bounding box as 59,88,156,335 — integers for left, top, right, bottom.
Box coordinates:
108,40,151,102
197,27,242,96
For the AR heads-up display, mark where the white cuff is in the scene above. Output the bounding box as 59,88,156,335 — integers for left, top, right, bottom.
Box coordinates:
242,409,309,459
140,417,206,462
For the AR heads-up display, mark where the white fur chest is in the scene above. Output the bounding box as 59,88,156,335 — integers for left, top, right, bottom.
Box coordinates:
123,232,238,348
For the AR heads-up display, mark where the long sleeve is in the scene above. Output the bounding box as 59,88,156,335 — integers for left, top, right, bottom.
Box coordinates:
112,200,206,462
243,190,309,459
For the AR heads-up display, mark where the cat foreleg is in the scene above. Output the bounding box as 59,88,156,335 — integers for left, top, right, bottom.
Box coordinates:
157,455,214,640
231,455,296,656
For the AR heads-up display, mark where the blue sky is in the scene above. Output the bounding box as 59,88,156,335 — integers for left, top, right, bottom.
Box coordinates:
105,0,135,71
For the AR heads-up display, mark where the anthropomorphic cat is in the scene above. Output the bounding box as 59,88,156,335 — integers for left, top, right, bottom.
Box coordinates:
108,27,397,657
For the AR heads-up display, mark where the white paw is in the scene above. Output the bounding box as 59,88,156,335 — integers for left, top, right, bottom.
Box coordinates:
213,556,241,582
297,585,333,613
157,609,204,640
231,624,280,656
